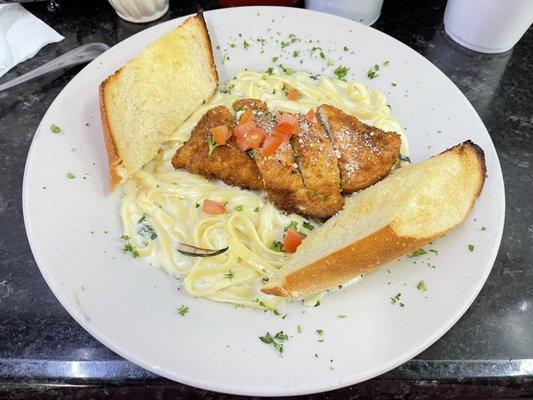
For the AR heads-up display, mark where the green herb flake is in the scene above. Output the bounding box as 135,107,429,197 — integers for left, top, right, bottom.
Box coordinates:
334,65,349,80
343,46,349,51
265,67,274,75
243,40,250,49
224,270,235,280
270,241,284,252
234,204,244,212
302,221,315,231
279,64,294,75
50,124,61,134
121,235,139,258
297,325,303,333
481,226,487,231
316,329,324,336
259,331,287,355
468,244,475,252
284,220,299,231
408,248,427,258
272,56,279,62
254,206,260,213
367,69,378,79
177,305,189,316
195,203,200,208
390,293,402,305
262,276,269,283
66,172,75,179
138,216,157,240
337,314,347,319
417,280,427,291
314,300,320,307
293,50,300,57
207,135,218,156
391,82,397,87
383,60,390,66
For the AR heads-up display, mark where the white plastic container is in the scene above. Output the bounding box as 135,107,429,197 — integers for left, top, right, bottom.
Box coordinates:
444,0,533,53
108,0,169,23
306,0,384,26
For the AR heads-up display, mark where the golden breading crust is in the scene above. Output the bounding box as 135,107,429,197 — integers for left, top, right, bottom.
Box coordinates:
232,100,314,216
318,104,401,194
291,114,344,218
172,106,263,190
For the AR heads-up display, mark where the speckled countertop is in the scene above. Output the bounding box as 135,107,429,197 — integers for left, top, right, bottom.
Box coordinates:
0,0,531,399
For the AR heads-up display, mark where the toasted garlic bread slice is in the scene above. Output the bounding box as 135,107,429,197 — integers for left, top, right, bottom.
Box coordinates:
262,141,486,297
100,11,218,191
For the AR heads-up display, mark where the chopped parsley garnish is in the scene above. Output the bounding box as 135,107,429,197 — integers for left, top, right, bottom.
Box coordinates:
284,220,299,231
408,248,427,257
281,41,290,48
230,43,236,48
468,244,475,252
292,50,300,57
222,52,229,64
367,64,380,79
390,293,402,305
302,221,315,231
399,154,411,163
256,300,281,315
254,206,260,213
270,241,284,252
334,65,349,80
246,149,255,159
316,329,324,336
279,64,294,75
391,82,397,87
259,331,287,355
417,280,427,291
234,204,244,212
481,226,487,231
265,67,274,75
207,135,219,156
297,325,303,333
383,60,390,66
121,235,139,258
50,124,61,134
195,203,200,208
262,276,269,283
224,270,234,280
177,305,189,316
138,216,157,240
343,46,349,51
429,249,438,254
272,56,279,62
243,40,250,49
314,300,321,307
338,314,346,318
66,172,75,179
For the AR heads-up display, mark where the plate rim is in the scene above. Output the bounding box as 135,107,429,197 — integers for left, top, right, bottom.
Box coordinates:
22,6,506,396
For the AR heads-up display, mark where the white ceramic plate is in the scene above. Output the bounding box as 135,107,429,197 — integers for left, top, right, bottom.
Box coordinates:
23,7,505,396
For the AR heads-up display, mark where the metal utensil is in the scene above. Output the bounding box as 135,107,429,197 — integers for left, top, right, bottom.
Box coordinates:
0,42,109,92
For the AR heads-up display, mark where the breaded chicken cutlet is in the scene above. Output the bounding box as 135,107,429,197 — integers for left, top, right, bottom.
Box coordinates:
172,100,402,219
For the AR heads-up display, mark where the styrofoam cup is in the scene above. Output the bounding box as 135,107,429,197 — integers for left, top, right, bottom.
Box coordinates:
444,0,533,53
306,0,384,26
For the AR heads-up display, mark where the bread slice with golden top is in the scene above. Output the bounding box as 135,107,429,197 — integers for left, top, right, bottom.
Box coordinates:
262,141,486,297
99,11,218,191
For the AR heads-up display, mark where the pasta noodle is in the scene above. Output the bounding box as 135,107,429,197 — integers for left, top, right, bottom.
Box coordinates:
120,70,408,309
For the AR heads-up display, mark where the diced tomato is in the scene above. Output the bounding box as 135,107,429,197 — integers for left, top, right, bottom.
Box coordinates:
211,125,231,145
260,135,282,156
273,113,300,142
236,126,266,151
286,88,300,101
306,108,318,124
202,199,225,215
240,108,253,124
283,229,304,253
234,121,255,139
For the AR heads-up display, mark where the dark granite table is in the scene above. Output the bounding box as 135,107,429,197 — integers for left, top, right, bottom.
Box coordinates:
0,0,531,398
